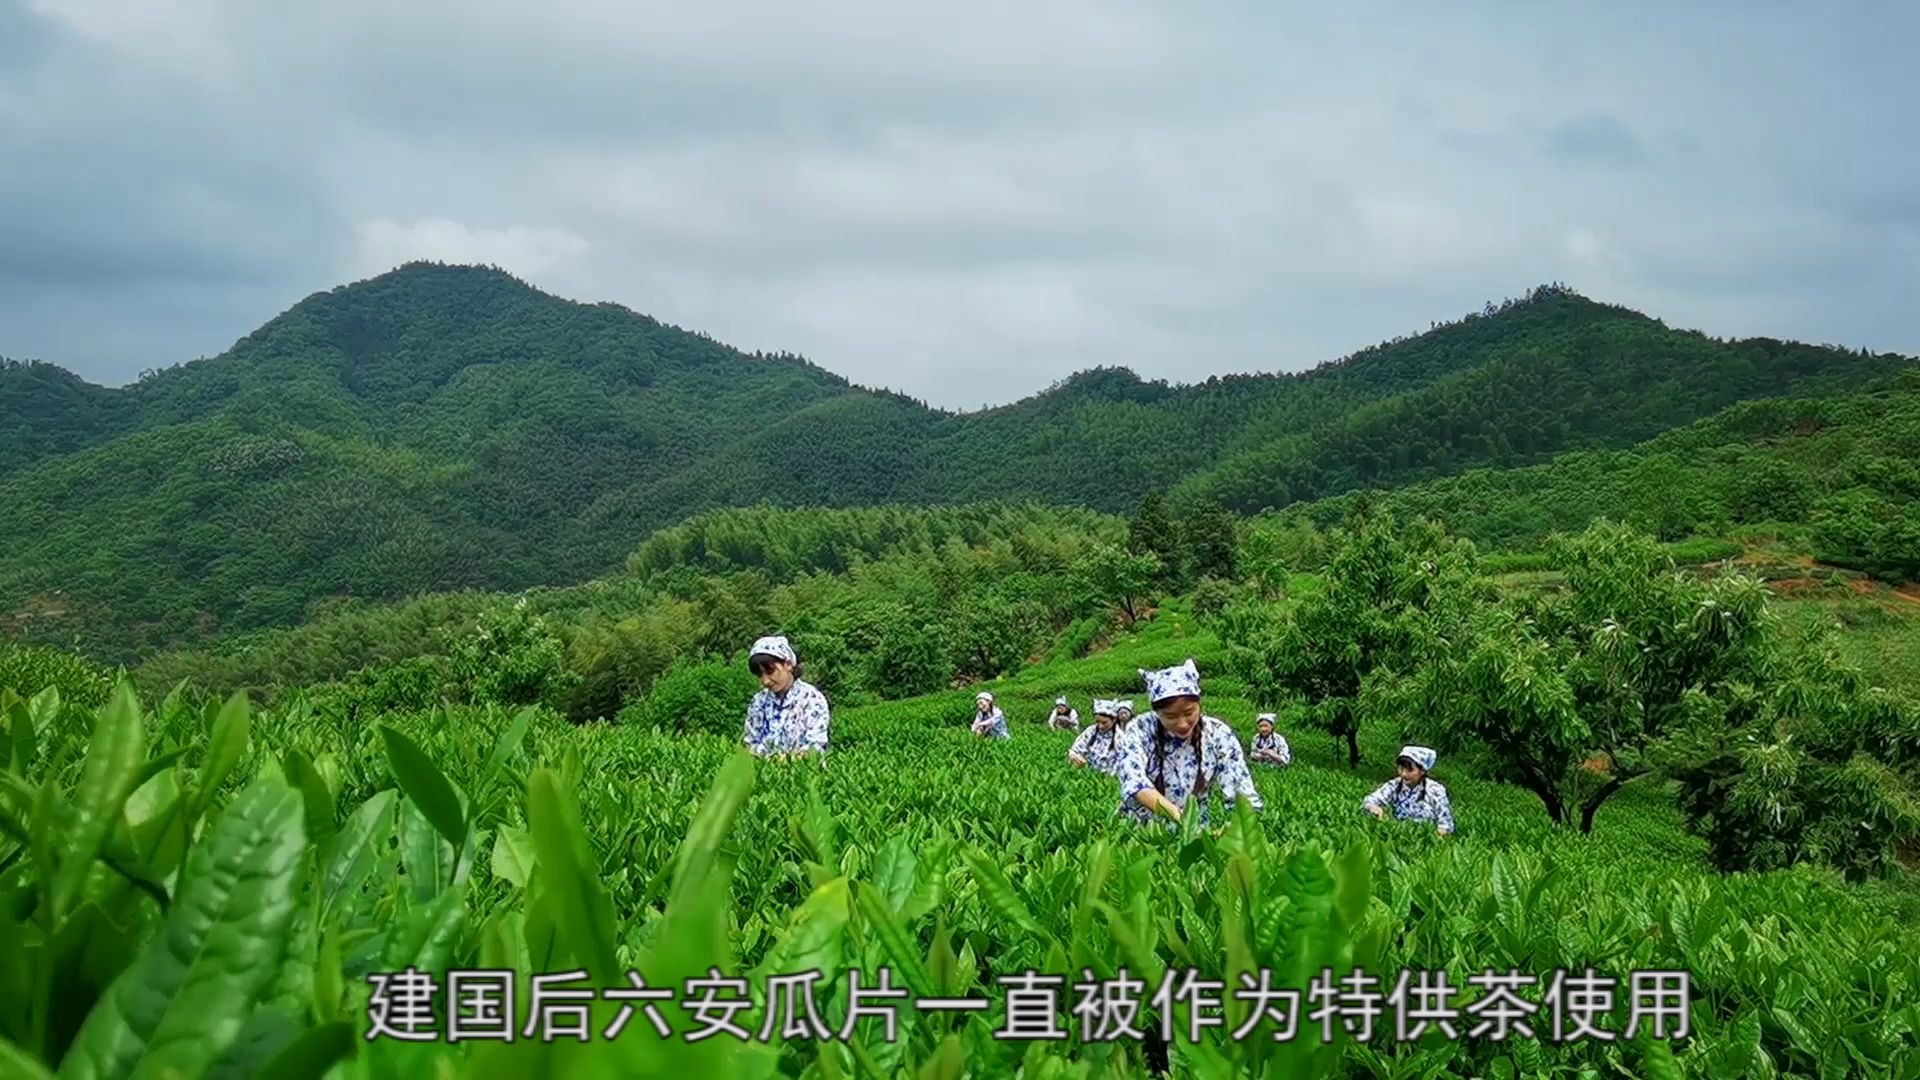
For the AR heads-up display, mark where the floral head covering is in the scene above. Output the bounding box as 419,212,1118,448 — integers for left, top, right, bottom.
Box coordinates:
1092,699,1116,717
748,635,796,666
1398,745,1437,771
1139,659,1202,705
1256,712,1276,726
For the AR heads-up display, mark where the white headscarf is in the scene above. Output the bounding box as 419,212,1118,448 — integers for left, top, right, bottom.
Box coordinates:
749,635,796,665
1398,745,1437,771
1139,658,1202,704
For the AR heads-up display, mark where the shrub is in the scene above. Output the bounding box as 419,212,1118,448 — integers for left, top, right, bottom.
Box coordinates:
447,598,577,710
0,642,114,708
1665,536,1744,564
623,657,759,737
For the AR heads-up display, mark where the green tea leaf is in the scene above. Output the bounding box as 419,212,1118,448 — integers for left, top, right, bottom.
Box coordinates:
0,1032,54,1080
869,832,918,915
959,847,1041,936
379,724,466,851
915,1034,965,1080
399,798,454,903
255,1020,355,1080
53,682,146,919
55,777,306,1080
854,881,935,998
190,692,251,823
491,824,536,890
281,750,335,855
754,876,850,998
1639,1035,1684,1080
527,768,621,985
668,753,755,917
319,789,396,921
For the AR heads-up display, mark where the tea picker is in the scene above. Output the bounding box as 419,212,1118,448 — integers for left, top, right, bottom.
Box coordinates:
1362,745,1454,836
1249,713,1291,767
742,635,831,758
1067,699,1126,774
971,691,1010,739
1046,695,1081,731
1114,659,1262,827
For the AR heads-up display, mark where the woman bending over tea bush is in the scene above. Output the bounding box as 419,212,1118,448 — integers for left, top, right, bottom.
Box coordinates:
1362,744,1454,836
742,635,831,758
1068,698,1128,774
1116,659,1262,828
1250,712,1292,767
971,690,1010,739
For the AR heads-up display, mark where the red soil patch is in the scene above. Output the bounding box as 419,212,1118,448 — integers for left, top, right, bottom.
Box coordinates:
1847,578,1878,596
1580,753,1613,776
1894,584,1920,605
1764,577,1819,594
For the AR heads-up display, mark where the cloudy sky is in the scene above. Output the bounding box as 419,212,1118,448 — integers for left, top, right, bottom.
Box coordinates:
3,1,1914,410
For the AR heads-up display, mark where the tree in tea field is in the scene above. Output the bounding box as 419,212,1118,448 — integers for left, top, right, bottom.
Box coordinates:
1655,635,1920,880
1219,511,1487,767
1070,542,1161,627
1179,492,1240,583
1404,520,1775,833
1127,491,1185,589
864,607,954,698
946,582,1050,681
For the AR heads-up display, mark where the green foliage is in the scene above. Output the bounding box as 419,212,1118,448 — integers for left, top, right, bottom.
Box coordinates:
0,643,114,708
1665,537,1745,565
5,672,1919,1076
1070,542,1160,627
447,599,577,710
1656,637,1920,880
622,657,759,737
18,275,1906,662
319,654,453,716
1408,522,1779,831
1127,492,1184,588
862,612,953,699
1043,614,1109,666
1272,374,1920,566
1188,576,1242,622
1179,492,1240,582
561,606,699,722
1218,512,1487,767
946,583,1050,682
1811,487,1920,582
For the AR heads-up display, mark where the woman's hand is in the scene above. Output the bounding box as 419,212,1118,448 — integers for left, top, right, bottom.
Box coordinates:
1368,805,1386,820
1069,755,1087,767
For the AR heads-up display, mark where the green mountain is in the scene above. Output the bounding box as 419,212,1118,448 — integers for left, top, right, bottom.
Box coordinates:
1270,368,1920,582
2,264,1911,660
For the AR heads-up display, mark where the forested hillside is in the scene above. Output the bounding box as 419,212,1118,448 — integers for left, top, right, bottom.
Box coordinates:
1270,369,1920,581
2,265,1911,660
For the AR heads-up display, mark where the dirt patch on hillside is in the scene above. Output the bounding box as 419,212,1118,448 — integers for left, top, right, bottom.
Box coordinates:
1894,584,1920,605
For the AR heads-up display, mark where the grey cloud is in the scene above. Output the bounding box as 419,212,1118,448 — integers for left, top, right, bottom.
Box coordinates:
2,1,1916,404
1543,113,1646,167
